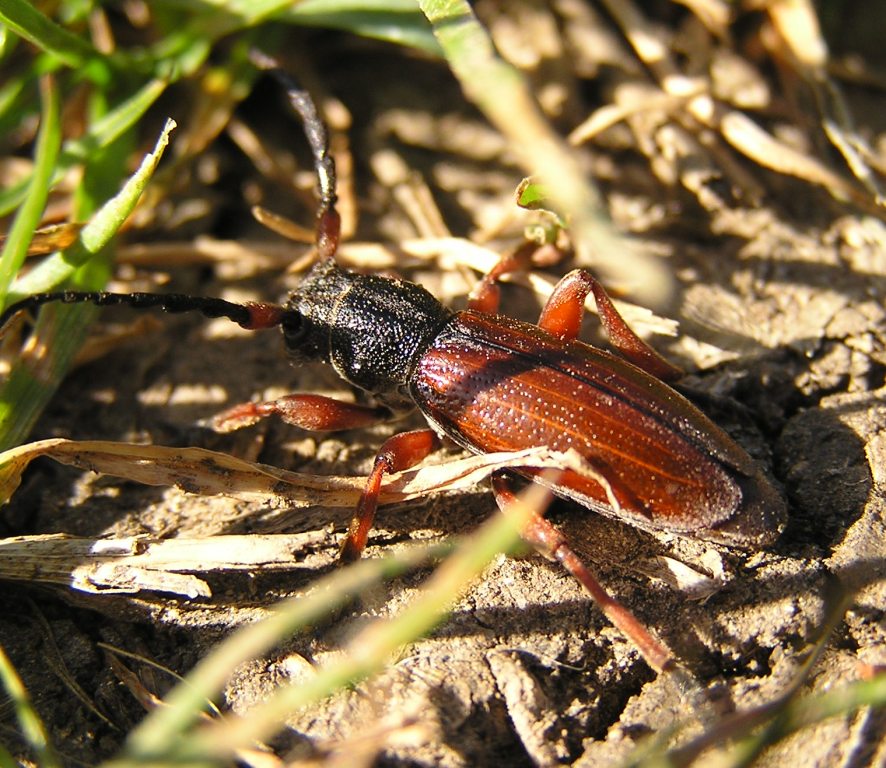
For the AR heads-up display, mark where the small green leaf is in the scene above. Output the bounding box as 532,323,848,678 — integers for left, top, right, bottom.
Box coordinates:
515,177,550,210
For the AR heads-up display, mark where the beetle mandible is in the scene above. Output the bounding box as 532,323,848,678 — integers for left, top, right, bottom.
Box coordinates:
1,59,786,674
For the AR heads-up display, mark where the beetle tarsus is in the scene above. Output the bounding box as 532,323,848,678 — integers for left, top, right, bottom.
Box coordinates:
581,273,684,381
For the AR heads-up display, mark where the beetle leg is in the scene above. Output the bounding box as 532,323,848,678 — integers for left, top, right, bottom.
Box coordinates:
491,472,676,674
210,394,390,433
340,429,440,562
468,248,682,382
539,270,684,382
467,241,562,314
467,244,533,314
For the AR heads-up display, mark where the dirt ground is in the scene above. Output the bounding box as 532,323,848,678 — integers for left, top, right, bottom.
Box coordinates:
1,4,885,766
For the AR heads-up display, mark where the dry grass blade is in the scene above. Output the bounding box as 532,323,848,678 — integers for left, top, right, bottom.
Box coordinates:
0,533,336,597
584,0,884,215
766,0,886,204
418,0,675,304
717,111,879,209
0,437,590,509
26,604,116,729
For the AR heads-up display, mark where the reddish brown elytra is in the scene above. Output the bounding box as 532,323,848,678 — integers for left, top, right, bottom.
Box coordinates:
1,56,786,674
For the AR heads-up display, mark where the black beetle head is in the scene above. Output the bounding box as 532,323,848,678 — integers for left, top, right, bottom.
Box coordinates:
282,258,452,397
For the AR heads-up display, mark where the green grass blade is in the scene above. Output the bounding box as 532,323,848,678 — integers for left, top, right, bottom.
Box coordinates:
0,77,169,218
10,118,175,299
286,0,440,54
624,590,881,768
112,485,544,765
0,120,175,451
0,74,60,302
0,742,19,768
0,72,29,133
0,643,59,768
170,0,439,53
190,489,540,762
61,79,170,165
115,541,452,762
0,0,102,73
789,672,886,729
417,0,673,304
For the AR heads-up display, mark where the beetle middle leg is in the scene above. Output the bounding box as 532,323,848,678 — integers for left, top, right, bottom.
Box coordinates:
212,395,440,560
490,472,677,675
340,428,440,562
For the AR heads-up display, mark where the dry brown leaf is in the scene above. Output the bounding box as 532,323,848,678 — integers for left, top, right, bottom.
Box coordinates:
10,222,86,256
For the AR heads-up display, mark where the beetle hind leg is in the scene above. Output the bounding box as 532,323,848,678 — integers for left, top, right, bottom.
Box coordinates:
539,270,683,381
490,471,678,675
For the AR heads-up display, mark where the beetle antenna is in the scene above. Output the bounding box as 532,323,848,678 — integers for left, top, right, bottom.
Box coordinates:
0,291,290,332
249,50,341,260
1,55,344,335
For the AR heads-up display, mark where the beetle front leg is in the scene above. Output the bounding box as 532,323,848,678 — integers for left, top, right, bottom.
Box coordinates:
490,472,677,675
539,270,683,382
340,429,441,562
210,393,390,432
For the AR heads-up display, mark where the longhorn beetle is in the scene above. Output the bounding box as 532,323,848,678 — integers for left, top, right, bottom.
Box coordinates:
1,55,786,674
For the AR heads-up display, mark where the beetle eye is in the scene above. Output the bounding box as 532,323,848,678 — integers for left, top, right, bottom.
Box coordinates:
281,311,306,347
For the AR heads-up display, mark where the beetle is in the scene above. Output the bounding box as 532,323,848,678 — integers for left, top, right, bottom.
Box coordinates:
0,60,786,673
